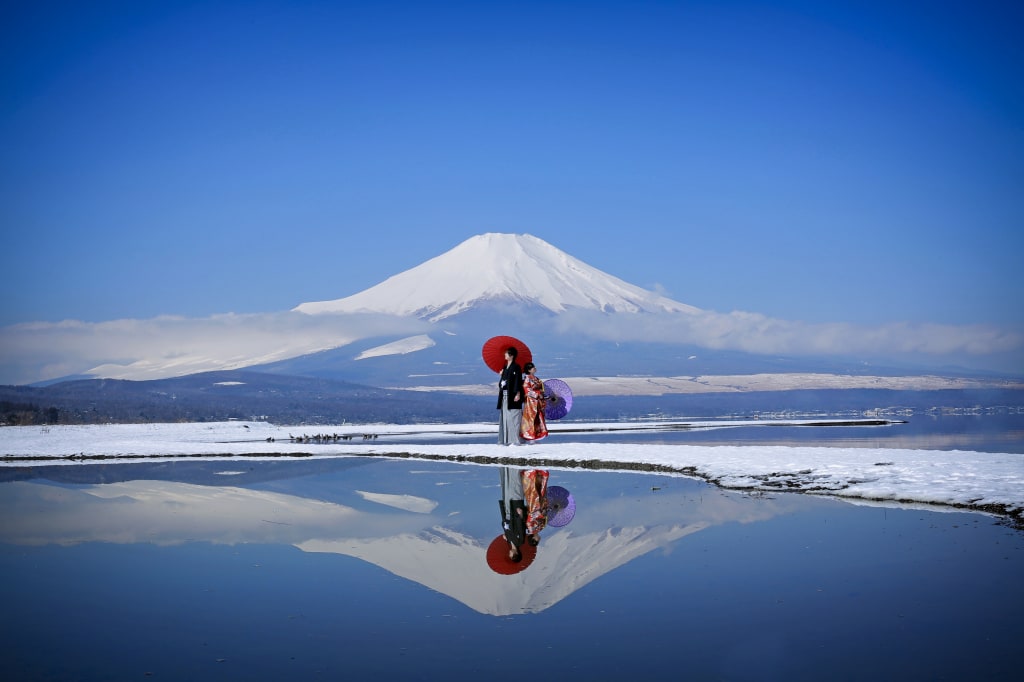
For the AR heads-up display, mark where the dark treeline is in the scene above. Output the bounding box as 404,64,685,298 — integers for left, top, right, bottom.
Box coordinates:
2,400,60,426
0,371,494,426
2,371,1022,426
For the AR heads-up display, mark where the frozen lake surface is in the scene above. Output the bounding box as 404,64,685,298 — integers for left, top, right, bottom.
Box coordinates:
1,415,1022,679
3,415,1023,521
1,456,1023,681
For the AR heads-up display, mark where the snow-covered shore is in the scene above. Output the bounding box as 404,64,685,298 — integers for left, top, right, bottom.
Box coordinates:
2,420,1022,522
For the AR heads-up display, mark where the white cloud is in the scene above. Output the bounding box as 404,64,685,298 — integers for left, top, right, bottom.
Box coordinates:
553,309,1024,364
0,312,427,384
1,306,1020,386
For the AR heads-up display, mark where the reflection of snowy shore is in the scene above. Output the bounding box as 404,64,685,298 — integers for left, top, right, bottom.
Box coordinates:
1,420,1022,520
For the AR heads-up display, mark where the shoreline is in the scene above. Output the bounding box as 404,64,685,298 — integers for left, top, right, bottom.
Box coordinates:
4,446,1021,530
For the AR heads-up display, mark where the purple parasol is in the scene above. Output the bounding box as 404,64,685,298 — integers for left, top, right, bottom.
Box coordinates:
546,485,576,527
543,379,573,421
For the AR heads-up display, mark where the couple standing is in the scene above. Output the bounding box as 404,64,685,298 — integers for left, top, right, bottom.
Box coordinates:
496,346,548,445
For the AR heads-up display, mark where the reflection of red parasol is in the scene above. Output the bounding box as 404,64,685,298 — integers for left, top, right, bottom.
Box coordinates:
546,486,576,527
543,379,573,420
485,534,537,574
482,336,532,373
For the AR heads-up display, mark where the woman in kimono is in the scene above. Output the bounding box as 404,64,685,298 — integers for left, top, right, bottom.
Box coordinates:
519,362,548,442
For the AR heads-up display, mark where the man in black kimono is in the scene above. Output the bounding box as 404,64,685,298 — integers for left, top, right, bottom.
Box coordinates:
496,346,524,445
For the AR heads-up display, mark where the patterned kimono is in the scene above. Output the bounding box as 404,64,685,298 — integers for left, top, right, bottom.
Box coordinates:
520,373,549,441
522,469,549,536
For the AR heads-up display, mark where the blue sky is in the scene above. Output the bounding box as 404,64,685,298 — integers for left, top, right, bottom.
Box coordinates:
2,0,1022,377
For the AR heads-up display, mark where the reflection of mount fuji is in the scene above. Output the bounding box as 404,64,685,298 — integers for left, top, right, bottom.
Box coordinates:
2,469,797,616
299,523,707,616
298,479,796,615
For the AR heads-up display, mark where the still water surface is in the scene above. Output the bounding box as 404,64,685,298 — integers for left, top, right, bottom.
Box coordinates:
1,417,1022,681
454,413,1024,453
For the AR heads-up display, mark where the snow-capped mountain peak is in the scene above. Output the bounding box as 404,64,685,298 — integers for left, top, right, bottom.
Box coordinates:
294,233,699,321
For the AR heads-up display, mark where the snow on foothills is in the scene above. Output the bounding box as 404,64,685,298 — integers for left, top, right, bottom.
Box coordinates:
355,334,436,360
294,233,700,321
3,421,1022,520
397,373,1024,396
355,490,439,514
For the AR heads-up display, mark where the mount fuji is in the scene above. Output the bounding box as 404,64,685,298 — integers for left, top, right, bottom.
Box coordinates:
23,232,1015,397
258,233,754,386
254,233,874,388
294,233,699,321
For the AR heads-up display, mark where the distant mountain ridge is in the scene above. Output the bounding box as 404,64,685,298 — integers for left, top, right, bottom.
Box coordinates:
6,368,1021,426
15,232,1017,390
294,233,699,321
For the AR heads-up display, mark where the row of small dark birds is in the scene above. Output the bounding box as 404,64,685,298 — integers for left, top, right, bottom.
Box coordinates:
262,433,379,443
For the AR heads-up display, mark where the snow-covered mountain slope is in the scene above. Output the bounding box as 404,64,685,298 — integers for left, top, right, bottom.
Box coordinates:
294,233,700,321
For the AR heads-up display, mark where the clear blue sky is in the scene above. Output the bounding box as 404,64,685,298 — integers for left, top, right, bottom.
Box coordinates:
3,0,1022,333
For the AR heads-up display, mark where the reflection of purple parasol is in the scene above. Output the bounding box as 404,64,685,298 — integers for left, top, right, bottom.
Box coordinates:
543,379,573,421
546,485,575,527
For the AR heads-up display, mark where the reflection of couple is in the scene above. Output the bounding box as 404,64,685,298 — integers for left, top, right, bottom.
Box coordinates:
496,346,548,445
498,466,549,563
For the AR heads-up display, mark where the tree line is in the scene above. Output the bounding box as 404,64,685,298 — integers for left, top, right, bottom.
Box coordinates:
2,401,61,426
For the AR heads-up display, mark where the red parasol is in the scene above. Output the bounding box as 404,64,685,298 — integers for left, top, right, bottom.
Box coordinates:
481,335,532,373
485,534,537,575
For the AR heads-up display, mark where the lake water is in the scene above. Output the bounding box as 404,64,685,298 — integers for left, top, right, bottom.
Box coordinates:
1,416,1022,681
402,411,1024,453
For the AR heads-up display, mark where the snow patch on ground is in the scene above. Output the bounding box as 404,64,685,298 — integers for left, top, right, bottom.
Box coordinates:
2,421,1021,521
397,373,1024,396
356,334,436,360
